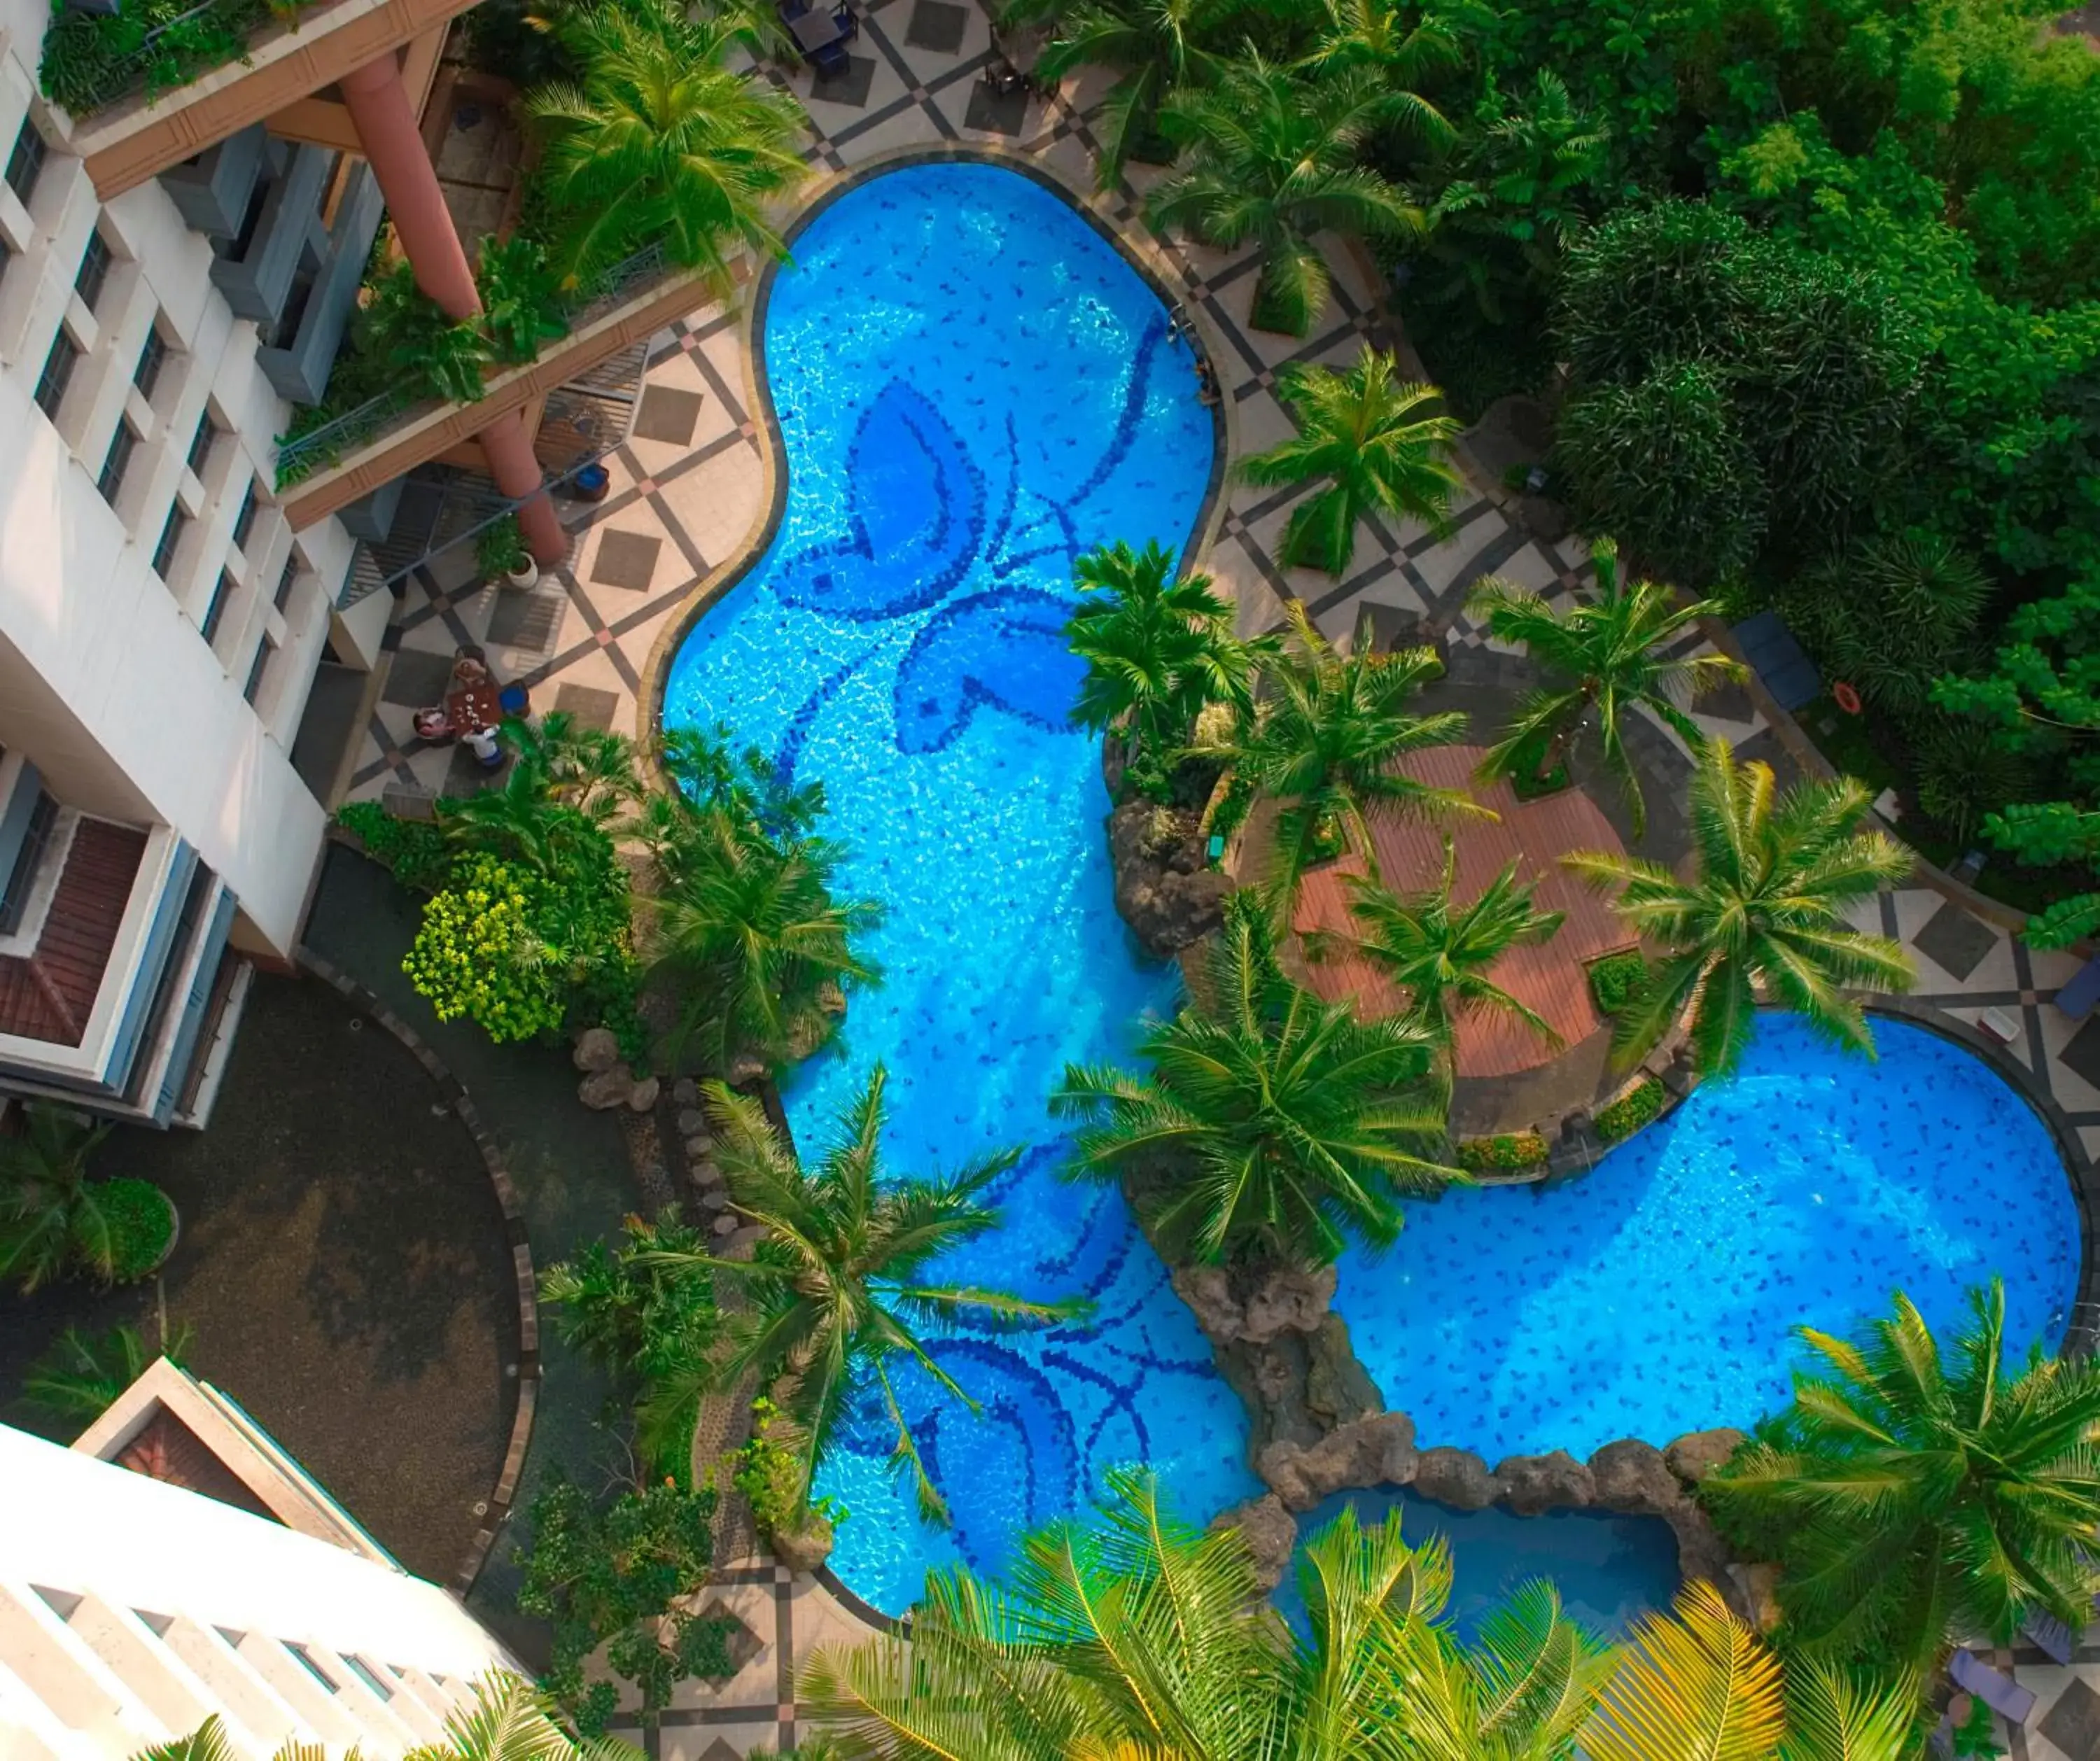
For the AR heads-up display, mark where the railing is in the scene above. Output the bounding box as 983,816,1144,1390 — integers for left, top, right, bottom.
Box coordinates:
41,0,302,118
275,241,677,491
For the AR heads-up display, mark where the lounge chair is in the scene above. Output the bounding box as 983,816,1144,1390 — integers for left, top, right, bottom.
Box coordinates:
1948,1648,2037,1727
2024,1608,2076,1665
2057,954,2100,1021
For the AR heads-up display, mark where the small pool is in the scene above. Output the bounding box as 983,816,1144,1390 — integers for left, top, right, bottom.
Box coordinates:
662,162,1255,1614
1274,1485,1680,1642
1335,1015,2080,1461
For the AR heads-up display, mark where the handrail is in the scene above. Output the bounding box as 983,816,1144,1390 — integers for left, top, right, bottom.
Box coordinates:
41,0,302,118
274,240,678,489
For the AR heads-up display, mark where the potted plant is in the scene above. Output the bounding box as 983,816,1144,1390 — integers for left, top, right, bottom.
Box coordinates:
0,1104,181,1293
477,514,537,589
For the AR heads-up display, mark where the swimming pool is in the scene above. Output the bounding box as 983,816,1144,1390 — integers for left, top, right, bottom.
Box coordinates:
1274,1485,1680,1643
1334,1015,2080,1463
661,162,1256,1614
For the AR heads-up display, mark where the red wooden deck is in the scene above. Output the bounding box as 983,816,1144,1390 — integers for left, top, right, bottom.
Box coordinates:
1292,746,1636,1078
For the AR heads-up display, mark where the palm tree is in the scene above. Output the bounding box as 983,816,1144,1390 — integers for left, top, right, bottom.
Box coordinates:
1241,349,1464,573
1306,840,1564,1055
525,2,807,291
1065,539,1270,764
22,1322,193,1430
1053,892,1455,1266
648,802,881,1076
0,1104,117,1294
1229,601,1483,902
1469,535,1746,835
1562,738,1914,1074
1004,0,1247,190
1150,59,1438,338
1304,0,1474,83
800,1468,1913,1760
1704,1279,2100,1679
647,1070,1079,1520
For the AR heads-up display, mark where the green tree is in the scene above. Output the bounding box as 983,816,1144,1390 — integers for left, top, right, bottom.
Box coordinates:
1054,893,1455,1266
21,1323,193,1431
1305,0,1476,83
1151,60,1438,337
1780,533,1991,719
1563,739,1915,1074
1306,840,1565,1055
526,2,807,290
1226,601,1481,901
1064,539,1270,772
475,233,567,364
645,1071,1078,1521
1240,349,1464,573
1469,535,1746,834
0,1104,120,1294
1704,1279,2100,1680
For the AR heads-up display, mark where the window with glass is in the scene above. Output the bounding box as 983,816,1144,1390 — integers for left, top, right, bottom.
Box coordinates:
231,480,259,550
186,411,220,478
5,122,45,208
200,570,232,645
243,636,274,707
74,230,111,312
274,554,299,612
97,421,137,504
133,325,168,400
151,506,188,580
34,330,79,421
0,791,59,938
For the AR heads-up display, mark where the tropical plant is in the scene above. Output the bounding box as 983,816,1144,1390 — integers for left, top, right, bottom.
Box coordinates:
402,855,570,1042
335,800,455,892
361,262,493,403
1054,892,1455,1266
1151,59,1437,337
1562,739,1915,1074
643,1071,1078,1521
799,1468,1914,1761
1305,839,1565,1055
1004,0,1247,190
1064,539,1268,772
1305,0,1476,84
21,1322,194,1429
0,1104,128,1294
475,233,568,364
1592,1075,1663,1144
1240,349,1464,573
476,514,530,580
647,801,878,1076
655,723,826,843
1704,1279,2100,1681
1227,601,1480,900
1468,534,1746,835
1782,533,1992,718
525,1,807,291
540,1209,718,1479
514,1473,731,1732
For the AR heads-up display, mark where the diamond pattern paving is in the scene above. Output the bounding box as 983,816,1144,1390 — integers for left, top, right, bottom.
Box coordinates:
634,386,706,445
554,682,621,730
591,529,663,590
1914,897,2001,983
811,55,876,107
905,0,966,49
486,589,564,650
2042,1676,2100,1760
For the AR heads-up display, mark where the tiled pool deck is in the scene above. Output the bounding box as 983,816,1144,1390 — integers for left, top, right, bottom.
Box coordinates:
336,5,2100,1748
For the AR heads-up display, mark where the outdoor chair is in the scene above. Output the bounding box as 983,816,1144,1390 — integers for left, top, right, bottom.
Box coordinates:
2056,953,2100,1021
1948,1648,2037,1727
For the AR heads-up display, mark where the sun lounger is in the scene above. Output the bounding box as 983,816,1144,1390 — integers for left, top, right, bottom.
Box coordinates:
2024,1609,2076,1664
1949,1648,2037,1726
2057,955,2100,1021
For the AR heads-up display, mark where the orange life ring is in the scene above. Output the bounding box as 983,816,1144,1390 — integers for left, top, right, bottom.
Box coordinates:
1832,681,1863,715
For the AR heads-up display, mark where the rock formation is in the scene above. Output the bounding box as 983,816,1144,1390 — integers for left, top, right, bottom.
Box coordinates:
1107,800,1228,957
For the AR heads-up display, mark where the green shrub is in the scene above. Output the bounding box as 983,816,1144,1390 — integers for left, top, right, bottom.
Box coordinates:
99,1179,174,1282
1455,1131,1548,1172
1587,950,1650,1016
335,801,454,894
1595,1077,1665,1144
22,1322,193,1429
402,855,568,1042
732,1397,846,1542
476,515,528,580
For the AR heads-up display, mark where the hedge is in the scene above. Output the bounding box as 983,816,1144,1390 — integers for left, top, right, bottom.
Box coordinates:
1456,1131,1549,1172
1588,950,1650,1016
1595,1077,1665,1145
99,1179,175,1282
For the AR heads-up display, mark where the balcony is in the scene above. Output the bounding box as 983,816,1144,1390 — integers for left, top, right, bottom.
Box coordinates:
277,243,735,528
49,0,470,198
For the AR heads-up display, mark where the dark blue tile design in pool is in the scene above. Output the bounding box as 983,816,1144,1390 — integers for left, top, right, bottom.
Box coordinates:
663,162,1255,1615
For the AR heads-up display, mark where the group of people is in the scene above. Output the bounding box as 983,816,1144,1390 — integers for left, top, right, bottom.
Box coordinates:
409,653,517,770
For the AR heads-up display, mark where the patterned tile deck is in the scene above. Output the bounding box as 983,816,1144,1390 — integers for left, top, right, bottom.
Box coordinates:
335,1,2100,1744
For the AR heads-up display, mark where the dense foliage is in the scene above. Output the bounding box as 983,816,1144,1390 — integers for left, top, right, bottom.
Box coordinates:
0,1106,172,1294
1585,950,1649,1017
21,1322,192,1431
1593,1076,1663,1144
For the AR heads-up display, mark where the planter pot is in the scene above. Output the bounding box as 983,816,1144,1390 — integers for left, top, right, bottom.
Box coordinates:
113,1186,180,1283
503,560,540,591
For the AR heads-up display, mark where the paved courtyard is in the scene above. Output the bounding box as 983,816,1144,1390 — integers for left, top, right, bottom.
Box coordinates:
328,0,2100,1748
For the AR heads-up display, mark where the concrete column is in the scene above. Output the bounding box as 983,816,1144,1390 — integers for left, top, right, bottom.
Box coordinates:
339,52,478,321
479,409,566,566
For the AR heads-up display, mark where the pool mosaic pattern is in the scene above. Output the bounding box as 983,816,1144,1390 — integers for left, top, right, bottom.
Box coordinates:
663,163,1256,1615
1336,1015,2082,1464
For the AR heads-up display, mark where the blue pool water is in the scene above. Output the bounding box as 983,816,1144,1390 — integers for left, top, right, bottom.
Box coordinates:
1275,1485,1680,1643
1335,1015,2080,1462
662,162,1256,1613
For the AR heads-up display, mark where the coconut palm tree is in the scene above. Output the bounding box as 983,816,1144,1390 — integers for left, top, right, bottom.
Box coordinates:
1562,738,1914,1074
1151,59,1438,338
1306,840,1564,1055
1304,0,1475,83
800,1468,1912,1761
1053,892,1455,1265
525,2,807,291
645,1070,1079,1520
648,802,881,1077
0,1104,118,1294
1065,539,1270,766
1241,349,1464,573
1229,601,1483,904
1469,535,1746,835
1704,1280,2100,1679
22,1322,194,1430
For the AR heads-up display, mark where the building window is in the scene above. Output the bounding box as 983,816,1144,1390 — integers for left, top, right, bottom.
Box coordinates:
243,636,275,707
0,237,11,287
186,412,220,478
151,506,188,580
0,791,59,938
34,330,79,422
230,480,259,551
97,421,137,504
133,325,168,400
74,230,112,313
5,121,45,209
201,570,232,645
274,554,299,612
